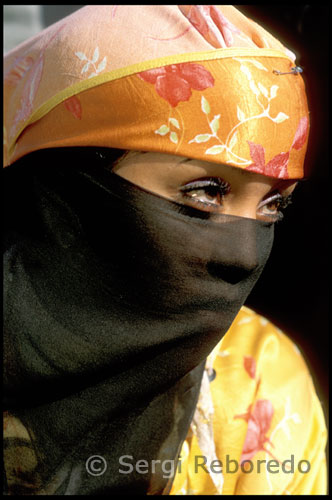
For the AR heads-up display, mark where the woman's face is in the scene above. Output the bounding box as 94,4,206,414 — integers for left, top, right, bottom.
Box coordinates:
113,151,297,223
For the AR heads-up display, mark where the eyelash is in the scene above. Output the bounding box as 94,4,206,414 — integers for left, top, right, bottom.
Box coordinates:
180,177,230,206
179,178,293,222
258,193,293,222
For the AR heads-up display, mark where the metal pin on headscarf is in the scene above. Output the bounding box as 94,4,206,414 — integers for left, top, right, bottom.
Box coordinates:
273,66,303,76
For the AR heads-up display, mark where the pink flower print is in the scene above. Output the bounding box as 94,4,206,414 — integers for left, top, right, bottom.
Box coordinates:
9,22,66,141
178,5,241,48
244,355,256,379
10,55,44,140
64,96,82,120
247,141,290,179
291,116,309,151
110,5,118,19
246,116,308,179
235,399,275,463
4,55,35,86
138,62,214,108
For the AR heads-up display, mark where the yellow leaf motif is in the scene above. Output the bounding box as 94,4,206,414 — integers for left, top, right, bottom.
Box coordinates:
189,134,211,144
240,64,252,80
97,56,107,73
75,51,87,61
201,96,210,114
210,115,220,134
170,131,178,144
169,117,180,129
274,112,289,123
270,85,279,99
246,59,268,71
237,105,245,122
155,125,169,136
92,47,99,63
249,80,260,96
229,131,238,151
205,145,225,155
258,82,268,98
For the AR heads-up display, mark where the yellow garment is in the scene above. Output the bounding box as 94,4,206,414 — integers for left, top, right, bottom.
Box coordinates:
170,306,327,495
4,5,309,179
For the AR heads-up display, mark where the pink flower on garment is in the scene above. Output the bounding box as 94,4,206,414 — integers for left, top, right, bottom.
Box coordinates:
244,355,256,379
246,116,309,179
137,62,214,107
247,142,290,179
178,5,241,47
291,116,309,151
4,55,35,86
235,399,275,463
64,96,82,120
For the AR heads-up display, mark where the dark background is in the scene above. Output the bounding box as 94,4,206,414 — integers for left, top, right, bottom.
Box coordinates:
237,4,329,418
40,5,329,413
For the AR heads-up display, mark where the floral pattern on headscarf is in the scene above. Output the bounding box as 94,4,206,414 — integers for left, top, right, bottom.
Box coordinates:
4,5,309,179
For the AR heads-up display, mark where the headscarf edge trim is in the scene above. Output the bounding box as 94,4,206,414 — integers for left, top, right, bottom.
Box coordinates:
7,47,292,158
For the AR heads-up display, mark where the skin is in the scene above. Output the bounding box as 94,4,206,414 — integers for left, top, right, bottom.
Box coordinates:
113,151,298,222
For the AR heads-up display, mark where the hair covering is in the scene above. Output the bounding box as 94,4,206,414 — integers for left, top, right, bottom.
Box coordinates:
4,5,309,179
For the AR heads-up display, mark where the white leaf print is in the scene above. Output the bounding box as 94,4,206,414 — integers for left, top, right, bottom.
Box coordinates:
27,56,44,109
274,112,289,123
75,51,87,61
249,80,260,96
201,96,210,114
169,117,180,129
237,105,245,122
81,61,90,74
170,131,178,144
189,134,212,144
155,125,169,136
205,145,225,155
237,316,253,325
218,350,230,357
291,413,301,424
270,85,279,99
258,82,268,98
97,56,107,73
92,46,99,63
210,115,220,134
88,72,98,79
240,64,252,80
246,59,268,71
281,421,291,440
229,131,238,151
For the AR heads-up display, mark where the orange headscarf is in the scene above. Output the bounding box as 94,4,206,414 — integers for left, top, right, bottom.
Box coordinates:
4,5,309,179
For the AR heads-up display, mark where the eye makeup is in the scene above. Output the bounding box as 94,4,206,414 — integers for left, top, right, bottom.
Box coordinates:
257,192,293,222
178,177,231,209
178,177,293,222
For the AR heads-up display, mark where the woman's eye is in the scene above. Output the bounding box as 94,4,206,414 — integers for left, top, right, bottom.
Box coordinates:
186,186,223,205
179,178,230,208
260,198,282,215
258,193,292,221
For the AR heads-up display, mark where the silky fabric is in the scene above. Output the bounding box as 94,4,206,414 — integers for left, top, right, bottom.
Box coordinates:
4,148,274,495
169,307,327,494
3,5,309,179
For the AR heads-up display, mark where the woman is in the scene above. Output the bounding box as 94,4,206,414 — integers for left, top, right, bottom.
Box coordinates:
3,5,327,495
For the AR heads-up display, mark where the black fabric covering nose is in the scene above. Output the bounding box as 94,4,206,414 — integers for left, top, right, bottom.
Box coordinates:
4,150,274,495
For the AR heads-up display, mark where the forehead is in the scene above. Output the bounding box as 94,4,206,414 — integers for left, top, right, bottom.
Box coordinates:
114,151,298,192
